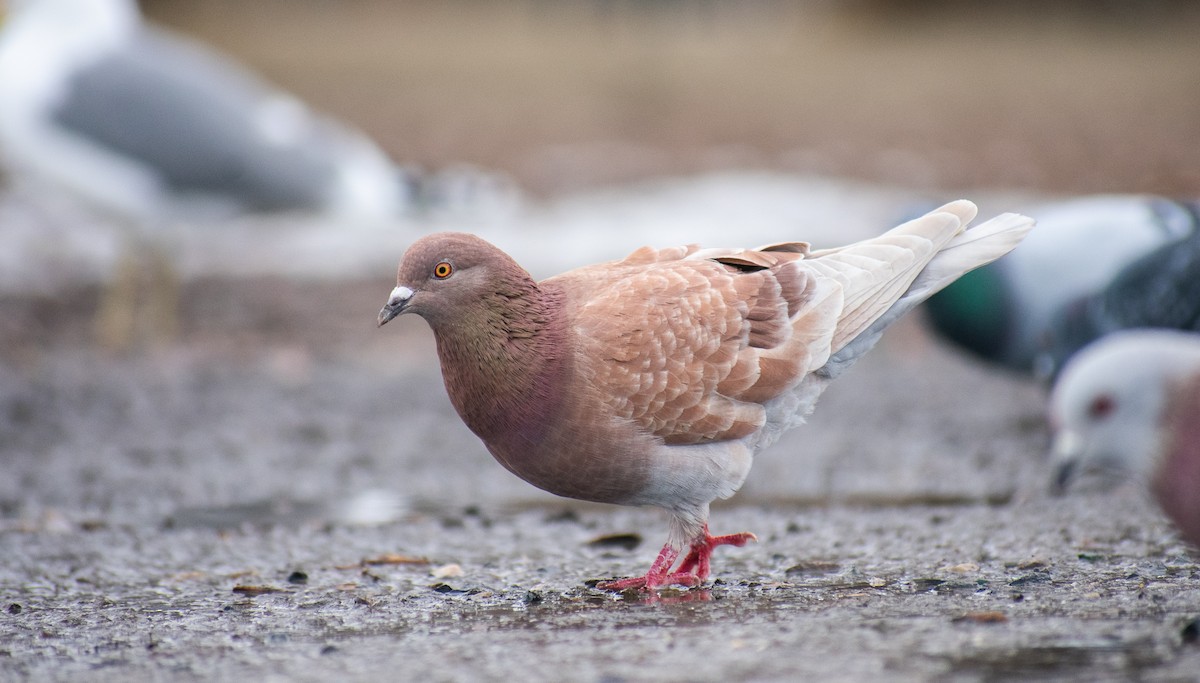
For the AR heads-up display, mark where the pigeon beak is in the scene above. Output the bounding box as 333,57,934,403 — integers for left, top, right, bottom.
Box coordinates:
1049,429,1082,495
377,285,414,327
1051,459,1077,495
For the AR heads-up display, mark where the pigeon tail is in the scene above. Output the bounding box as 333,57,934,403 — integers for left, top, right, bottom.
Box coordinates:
819,207,1035,378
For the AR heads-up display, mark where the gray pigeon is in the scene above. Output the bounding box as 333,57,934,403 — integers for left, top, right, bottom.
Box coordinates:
1040,227,1200,379
924,195,1198,377
377,200,1033,590
1050,329,1200,548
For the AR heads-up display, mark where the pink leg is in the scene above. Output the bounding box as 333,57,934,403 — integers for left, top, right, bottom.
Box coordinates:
596,524,757,591
675,526,757,580
595,543,680,591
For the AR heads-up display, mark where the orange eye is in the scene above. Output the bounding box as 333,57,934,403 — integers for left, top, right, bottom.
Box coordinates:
433,261,453,279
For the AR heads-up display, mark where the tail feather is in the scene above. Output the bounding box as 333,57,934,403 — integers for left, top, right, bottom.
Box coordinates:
816,203,1034,378
905,211,1035,301
805,206,966,353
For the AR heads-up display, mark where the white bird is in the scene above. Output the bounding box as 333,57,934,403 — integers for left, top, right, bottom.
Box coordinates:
0,0,411,221
1050,329,1200,547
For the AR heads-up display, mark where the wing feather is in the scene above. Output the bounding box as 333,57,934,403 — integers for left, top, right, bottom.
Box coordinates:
571,246,838,445
560,200,1032,446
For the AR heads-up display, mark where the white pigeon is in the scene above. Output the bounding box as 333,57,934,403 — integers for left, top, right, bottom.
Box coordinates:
1050,329,1200,547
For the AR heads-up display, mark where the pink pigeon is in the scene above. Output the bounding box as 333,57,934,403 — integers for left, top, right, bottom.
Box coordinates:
378,200,1033,590
1050,329,1200,548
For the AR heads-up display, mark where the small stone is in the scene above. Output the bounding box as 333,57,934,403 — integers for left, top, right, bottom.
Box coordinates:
911,578,946,592
1008,573,1050,587
287,571,308,585
431,563,464,579
586,533,642,551
946,563,980,574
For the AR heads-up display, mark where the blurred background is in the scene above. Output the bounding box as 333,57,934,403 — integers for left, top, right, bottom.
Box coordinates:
1,0,1199,522
141,0,1200,196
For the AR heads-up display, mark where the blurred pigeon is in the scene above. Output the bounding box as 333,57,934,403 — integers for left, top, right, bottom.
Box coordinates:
0,0,412,221
923,195,1198,376
1050,329,1200,547
1039,227,1200,379
377,200,1033,590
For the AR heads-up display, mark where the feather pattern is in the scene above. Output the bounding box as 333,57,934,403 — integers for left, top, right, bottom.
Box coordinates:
379,199,1034,586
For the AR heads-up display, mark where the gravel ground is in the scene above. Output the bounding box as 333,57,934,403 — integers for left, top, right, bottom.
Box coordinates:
2,276,1199,682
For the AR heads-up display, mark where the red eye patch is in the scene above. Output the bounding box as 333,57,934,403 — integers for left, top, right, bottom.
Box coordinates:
1088,394,1115,420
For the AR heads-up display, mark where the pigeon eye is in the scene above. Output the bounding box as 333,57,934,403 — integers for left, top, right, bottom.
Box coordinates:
433,261,453,279
1087,394,1115,420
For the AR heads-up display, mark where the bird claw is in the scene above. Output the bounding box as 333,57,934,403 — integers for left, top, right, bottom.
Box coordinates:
595,572,702,592
594,577,647,592
594,527,756,592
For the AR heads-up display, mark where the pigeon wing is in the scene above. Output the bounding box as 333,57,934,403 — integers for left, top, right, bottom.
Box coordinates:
567,247,840,445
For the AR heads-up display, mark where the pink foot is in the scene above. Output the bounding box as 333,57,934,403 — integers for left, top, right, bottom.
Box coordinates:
595,525,757,592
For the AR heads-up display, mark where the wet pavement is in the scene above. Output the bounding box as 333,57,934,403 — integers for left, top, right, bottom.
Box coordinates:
3,273,1199,681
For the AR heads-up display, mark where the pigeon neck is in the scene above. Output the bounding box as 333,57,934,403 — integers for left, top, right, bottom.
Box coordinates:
924,265,1011,361
432,279,570,445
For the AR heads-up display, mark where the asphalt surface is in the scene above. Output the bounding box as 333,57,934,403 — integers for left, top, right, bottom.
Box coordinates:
3,273,1199,682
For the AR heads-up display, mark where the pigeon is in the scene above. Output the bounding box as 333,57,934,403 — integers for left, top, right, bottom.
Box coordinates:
0,0,411,221
377,200,1033,590
1039,227,1200,379
1050,329,1200,548
923,195,1198,376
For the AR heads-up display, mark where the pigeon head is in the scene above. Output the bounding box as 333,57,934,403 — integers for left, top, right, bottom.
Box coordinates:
1049,330,1200,492
377,231,566,450
377,232,533,329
